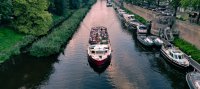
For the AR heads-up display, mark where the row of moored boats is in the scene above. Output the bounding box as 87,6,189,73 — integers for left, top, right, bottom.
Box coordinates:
116,7,164,48
114,5,200,89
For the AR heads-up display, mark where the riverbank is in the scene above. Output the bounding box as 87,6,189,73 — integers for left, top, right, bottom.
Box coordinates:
123,2,200,50
0,12,73,63
0,28,36,63
30,0,96,57
113,1,147,25
173,38,200,62
114,1,200,62
0,0,96,63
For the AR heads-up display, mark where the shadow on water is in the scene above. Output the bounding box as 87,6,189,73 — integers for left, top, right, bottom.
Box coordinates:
154,55,189,89
0,53,58,89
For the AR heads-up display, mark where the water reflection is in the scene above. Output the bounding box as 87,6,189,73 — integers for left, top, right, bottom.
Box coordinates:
0,54,57,89
0,0,191,88
88,58,111,74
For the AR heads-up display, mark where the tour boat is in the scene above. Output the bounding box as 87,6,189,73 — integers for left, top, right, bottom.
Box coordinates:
88,26,112,66
88,56,111,74
137,34,153,47
186,72,200,89
160,43,190,69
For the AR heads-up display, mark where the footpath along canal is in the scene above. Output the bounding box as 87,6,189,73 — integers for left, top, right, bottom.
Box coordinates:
0,1,189,89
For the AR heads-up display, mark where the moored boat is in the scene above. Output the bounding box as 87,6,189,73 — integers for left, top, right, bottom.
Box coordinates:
186,72,200,89
160,43,190,69
122,14,140,29
88,26,112,66
149,36,164,48
137,34,153,47
137,25,147,34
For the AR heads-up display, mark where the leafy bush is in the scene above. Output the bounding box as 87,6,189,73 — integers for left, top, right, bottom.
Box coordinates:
173,38,200,62
30,8,90,57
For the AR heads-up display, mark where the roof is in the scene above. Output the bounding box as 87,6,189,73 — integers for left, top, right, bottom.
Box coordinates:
170,49,184,55
89,44,109,51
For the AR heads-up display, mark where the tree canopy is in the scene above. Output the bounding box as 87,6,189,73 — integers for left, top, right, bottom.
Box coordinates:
181,0,200,23
0,0,13,24
12,0,52,36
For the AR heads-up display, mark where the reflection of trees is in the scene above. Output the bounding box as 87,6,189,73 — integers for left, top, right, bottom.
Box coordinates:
0,54,58,89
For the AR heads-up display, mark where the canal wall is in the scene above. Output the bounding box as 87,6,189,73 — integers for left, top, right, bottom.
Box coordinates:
124,3,200,49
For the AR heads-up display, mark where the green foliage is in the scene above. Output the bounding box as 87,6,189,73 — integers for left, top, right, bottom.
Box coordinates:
0,27,24,51
0,27,36,62
69,0,81,9
181,0,200,10
51,10,74,28
30,8,90,57
0,0,12,22
12,0,52,36
173,38,200,62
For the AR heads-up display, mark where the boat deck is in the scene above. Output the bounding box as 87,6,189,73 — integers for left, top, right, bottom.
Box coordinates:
89,26,109,45
162,38,200,72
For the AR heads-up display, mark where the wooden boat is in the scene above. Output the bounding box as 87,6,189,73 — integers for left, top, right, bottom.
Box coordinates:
160,43,190,69
137,34,153,47
88,26,112,66
186,72,200,89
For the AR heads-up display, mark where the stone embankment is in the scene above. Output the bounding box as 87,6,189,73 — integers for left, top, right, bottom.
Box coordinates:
124,3,200,49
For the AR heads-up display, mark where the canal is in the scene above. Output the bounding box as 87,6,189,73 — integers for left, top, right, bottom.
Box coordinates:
0,1,189,89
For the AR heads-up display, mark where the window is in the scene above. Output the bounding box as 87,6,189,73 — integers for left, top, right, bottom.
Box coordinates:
174,55,178,59
139,26,147,30
96,51,104,54
178,55,183,59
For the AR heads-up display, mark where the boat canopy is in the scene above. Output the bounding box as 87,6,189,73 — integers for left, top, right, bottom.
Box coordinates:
89,45,110,55
169,50,185,60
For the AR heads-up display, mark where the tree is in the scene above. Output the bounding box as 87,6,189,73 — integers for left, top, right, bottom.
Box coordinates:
12,0,52,36
0,0,12,25
54,0,64,15
181,0,200,23
169,0,181,17
69,0,80,9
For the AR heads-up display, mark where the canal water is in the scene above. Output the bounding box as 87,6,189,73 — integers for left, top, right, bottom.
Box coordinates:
0,1,189,89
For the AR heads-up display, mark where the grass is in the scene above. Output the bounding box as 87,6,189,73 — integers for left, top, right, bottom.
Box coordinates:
30,0,96,57
0,27,36,62
173,37,200,62
30,2,95,57
0,28,24,51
